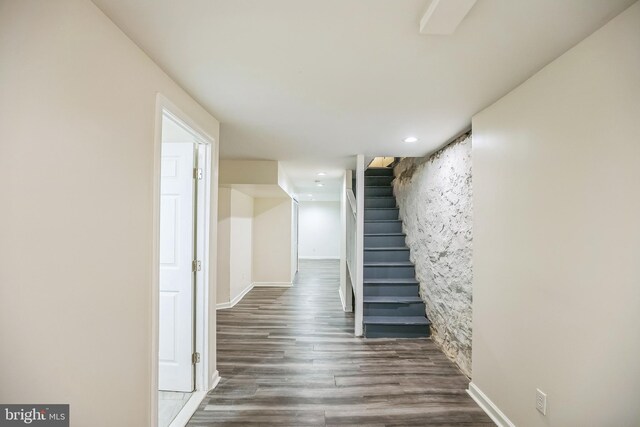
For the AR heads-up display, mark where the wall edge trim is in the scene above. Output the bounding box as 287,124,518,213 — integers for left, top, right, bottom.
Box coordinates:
210,370,221,391
216,282,254,310
339,285,347,311
168,391,207,427
467,382,515,427
169,371,220,426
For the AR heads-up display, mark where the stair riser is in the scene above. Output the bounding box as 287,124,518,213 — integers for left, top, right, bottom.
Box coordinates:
365,198,396,208
364,221,402,234
364,302,425,316
364,324,430,338
364,249,410,263
364,187,393,197
364,265,415,279
365,168,394,177
365,176,393,186
364,209,399,221
363,284,419,296
364,234,406,247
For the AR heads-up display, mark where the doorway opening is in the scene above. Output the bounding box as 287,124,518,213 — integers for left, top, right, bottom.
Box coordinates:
154,99,214,427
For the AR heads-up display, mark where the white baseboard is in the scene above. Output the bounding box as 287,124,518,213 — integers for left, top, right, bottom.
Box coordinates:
168,390,207,427
209,370,221,391
299,256,340,260
216,283,254,310
216,281,292,310
338,286,352,312
467,382,515,427
253,282,292,287
167,371,221,427
339,285,346,311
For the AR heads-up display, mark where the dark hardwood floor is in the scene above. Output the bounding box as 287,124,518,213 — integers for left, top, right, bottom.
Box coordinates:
188,259,493,426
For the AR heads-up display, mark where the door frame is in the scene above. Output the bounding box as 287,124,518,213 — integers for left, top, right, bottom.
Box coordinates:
152,94,218,426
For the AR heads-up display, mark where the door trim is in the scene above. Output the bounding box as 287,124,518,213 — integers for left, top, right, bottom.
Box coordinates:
152,94,219,426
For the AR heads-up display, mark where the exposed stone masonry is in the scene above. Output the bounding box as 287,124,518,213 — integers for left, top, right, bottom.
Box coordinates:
393,133,473,376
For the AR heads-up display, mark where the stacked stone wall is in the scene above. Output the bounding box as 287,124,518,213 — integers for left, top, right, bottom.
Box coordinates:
394,133,473,376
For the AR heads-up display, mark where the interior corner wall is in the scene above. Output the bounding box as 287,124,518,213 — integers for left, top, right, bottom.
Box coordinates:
0,1,220,426
253,198,293,284
393,134,473,377
472,2,640,426
298,201,341,259
217,188,253,305
216,188,232,304
229,190,253,299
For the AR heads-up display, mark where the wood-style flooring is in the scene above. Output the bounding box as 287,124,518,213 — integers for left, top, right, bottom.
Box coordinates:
188,259,493,426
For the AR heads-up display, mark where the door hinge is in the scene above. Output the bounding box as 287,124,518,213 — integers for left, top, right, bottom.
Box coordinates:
193,168,203,180
192,260,201,272
192,352,201,364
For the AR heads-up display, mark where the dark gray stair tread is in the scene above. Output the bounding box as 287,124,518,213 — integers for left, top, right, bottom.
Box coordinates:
364,233,405,236
364,208,398,210
364,247,409,251
364,278,419,284
364,261,413,266
364,185,393,188
366,196,396,199
364,316,430,325
364,296,422,303
365,168,394,174
364,220,402,222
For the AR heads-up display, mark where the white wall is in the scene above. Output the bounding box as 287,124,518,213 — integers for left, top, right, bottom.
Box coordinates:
217,188,232,304
298,201,341,259
471,3,640,426
229,190,253,299
217,189,254,305
219,190,295,299
253,198,293,284
0,1,220,426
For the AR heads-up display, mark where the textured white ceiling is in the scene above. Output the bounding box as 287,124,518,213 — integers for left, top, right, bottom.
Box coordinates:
93,0,634,198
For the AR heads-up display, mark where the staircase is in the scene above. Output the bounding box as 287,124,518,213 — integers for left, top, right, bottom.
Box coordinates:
362,167,431,338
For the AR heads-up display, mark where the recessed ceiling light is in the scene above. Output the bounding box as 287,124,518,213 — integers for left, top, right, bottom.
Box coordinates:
317,172,326,176
317,183,324,187
403,136,418,143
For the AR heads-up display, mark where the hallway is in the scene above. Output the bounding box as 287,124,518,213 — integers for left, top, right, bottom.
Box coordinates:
188,260,492,426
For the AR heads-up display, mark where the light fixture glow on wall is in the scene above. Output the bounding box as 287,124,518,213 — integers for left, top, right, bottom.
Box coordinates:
403,136,418,143
317,183,324,187
317,172,326,176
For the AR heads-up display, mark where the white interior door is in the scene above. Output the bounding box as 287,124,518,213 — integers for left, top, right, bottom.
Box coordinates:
159,142,195,392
